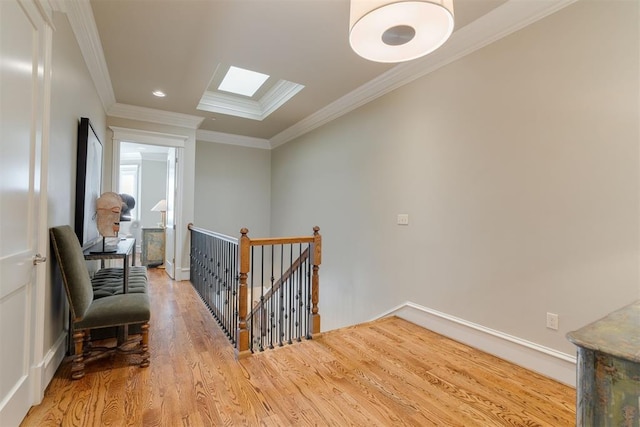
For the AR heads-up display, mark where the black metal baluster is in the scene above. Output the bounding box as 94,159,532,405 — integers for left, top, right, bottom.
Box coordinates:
297,243,303,342
258,246,265,352
279,244,284,347
210,237,214,318
248,246,253,353
213,236,219,322
225,239,230,337
233,241,238,345
227,239,231,336
287,244,293,345
222,239,227,334
220,238,226,335
207,235,213,316
306,243,312,339
269,245,275,349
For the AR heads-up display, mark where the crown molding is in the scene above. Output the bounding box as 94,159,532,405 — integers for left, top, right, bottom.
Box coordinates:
110,126,189,147
196,129,271,150
198,91,263,120
270,0,579,148
259,80,305,119
51,0,116,110
108,103,205,129
36,0,55,27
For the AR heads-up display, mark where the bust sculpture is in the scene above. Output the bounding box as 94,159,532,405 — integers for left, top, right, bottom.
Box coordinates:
96,192,122,237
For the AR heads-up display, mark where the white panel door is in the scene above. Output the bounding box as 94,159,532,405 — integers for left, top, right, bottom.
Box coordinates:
0,1,51,425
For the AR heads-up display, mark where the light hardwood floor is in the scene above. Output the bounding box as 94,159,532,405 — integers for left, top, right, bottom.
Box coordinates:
22,268,576,426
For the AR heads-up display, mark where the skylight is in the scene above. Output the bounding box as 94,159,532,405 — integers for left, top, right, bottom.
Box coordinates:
198,63,305,120
218,66,269,97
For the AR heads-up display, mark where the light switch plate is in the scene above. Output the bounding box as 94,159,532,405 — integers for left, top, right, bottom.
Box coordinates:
397,214,409,225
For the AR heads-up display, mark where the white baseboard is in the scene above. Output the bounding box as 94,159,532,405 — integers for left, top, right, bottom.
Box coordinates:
376,301,577,387
30,331,67,405
42,332,67,389
176,267,190,282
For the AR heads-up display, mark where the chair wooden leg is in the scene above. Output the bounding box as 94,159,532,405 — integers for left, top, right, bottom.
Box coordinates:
139,322,150,368
71,330,86,380
83,330,92,355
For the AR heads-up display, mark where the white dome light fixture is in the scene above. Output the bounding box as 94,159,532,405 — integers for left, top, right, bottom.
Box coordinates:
349,0,455,63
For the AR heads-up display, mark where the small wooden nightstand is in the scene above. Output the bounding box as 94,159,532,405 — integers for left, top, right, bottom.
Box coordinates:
141,227,165,267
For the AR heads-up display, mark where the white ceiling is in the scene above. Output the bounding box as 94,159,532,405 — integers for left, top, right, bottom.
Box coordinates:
71,0,576,148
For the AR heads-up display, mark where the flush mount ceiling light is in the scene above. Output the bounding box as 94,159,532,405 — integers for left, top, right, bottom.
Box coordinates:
349,0,454,63
152,90,166,97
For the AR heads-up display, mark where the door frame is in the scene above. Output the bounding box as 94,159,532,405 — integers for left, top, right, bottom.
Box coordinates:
110,127,187,279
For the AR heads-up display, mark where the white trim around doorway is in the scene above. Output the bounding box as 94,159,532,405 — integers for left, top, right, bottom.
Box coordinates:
110,127,188,280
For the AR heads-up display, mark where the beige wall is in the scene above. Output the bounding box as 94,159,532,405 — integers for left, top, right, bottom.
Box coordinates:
194,141,271,238
46,11,107,352
270,0,639,354
139,157,168,228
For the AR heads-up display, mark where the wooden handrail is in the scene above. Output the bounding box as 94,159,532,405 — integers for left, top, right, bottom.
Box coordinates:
188,223,238,244
248,236,315,246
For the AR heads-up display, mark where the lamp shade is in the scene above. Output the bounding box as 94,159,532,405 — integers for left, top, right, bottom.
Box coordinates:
151,199,167,212
349,0,454,63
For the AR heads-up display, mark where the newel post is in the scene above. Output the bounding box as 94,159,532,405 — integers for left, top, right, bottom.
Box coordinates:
311,226,322,335
236,228,251,358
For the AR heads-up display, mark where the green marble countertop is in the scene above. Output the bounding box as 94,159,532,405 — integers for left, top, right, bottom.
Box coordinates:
567,300,640,363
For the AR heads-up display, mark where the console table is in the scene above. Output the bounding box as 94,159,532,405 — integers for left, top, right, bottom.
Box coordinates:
567,301,640,426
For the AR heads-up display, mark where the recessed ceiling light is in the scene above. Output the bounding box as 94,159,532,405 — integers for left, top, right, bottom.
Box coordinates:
152,90,166,97
218,66,269,97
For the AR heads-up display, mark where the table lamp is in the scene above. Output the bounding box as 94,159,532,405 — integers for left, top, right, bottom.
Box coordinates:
151,199,167,229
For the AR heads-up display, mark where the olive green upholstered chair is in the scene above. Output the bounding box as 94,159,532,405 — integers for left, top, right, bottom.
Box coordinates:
49,225,150,380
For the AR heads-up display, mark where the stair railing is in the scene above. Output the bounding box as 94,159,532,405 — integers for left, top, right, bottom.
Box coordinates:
238,227,321,357
188,225,239,344
188,225,321,358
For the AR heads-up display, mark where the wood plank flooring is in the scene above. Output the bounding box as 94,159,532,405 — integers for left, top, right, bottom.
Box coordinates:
22,268,576,426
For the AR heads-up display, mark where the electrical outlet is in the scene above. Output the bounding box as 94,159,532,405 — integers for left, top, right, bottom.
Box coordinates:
546,312,559,330
397,214,409,225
